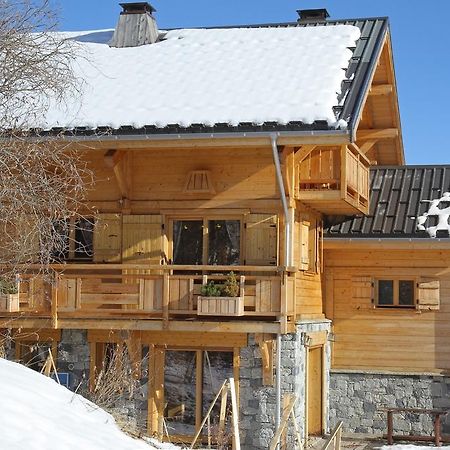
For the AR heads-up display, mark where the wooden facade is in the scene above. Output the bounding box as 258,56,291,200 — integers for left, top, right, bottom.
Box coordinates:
325,246,450,373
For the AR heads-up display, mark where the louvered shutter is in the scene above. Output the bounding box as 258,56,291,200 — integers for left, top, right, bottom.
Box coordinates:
93,214,122,262
244,214,278,266
300,220,310,271
352,276,375,308
417,278,440,311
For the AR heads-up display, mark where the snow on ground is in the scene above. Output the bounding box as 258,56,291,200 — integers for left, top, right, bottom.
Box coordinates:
380,446,450,450
0,358,180,450
34,24,360,131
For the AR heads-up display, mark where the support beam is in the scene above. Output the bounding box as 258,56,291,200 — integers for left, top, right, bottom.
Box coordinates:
369,84,393,96
293,145,317,165
357,128,398,140
357,140,377,155
104,149,130,199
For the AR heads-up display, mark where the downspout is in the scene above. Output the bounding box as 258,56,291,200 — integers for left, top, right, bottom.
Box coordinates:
271,133,291,446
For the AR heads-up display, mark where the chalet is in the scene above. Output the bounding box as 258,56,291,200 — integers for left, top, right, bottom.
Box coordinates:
1,2,433,448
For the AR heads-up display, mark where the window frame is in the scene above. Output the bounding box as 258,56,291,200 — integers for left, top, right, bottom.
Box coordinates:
375,278,416,309
167,215,244,266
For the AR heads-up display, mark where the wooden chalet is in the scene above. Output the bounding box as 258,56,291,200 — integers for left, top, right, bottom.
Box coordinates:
0,3,413,448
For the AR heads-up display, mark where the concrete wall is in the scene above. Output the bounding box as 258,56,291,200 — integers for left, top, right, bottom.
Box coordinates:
240,320,332,449
330,371,450,436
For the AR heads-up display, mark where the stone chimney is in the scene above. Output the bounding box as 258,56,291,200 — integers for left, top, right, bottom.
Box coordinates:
110,2,159,48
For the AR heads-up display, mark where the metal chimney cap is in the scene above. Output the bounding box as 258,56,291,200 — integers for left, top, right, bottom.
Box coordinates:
297,8,330,22
119,2,156,14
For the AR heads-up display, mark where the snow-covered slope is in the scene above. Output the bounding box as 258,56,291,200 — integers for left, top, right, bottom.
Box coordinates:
0,358,178,450
37,24,360,131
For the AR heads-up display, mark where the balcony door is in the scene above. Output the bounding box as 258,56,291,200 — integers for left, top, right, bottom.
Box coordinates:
171,218,240,266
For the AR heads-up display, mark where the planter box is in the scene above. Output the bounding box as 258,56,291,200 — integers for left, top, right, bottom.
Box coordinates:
197,296,244,317
0,293,19,312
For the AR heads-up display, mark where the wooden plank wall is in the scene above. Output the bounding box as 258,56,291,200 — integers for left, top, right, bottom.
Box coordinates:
325,248,450,373
85,147,278,205
293,208,324,319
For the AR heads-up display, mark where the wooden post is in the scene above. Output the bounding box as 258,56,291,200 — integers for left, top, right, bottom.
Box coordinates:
218,384,229,444
51,276,58,329
434,413,442,447
269,395,297,450
162,272,169,328
195,350,203,434
229,377,241,450
387,410,393,445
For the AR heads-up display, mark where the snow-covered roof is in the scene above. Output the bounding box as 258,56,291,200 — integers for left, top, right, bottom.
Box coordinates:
34,22,372,133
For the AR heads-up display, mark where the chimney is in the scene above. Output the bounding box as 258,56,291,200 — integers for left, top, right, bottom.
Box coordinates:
110,2,159,48
297,8,330,23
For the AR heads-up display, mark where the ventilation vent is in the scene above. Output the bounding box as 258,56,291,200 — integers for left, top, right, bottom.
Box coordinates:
183,170,215,194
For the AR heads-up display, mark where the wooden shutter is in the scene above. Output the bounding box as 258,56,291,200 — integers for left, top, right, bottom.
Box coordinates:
122,215,163,265
352,276,375,309
244,214,278,266
417,278,440,311
299,220,310,271
93,214,122,263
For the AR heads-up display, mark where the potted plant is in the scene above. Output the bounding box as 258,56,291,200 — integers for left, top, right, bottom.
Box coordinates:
0,279,19,312
197,272,244,316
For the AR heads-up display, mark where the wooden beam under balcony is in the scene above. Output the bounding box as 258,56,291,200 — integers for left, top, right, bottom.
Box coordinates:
357,128,399,140
104,149,130,199
294,145,317,165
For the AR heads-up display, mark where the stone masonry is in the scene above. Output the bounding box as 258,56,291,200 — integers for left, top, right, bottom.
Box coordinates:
240,320,332,450
330,371,450,436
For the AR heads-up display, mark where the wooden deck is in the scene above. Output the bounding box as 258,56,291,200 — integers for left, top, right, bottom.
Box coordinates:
0,264,296,334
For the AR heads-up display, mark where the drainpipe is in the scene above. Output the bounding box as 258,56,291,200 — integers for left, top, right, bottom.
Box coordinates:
271,133,291,447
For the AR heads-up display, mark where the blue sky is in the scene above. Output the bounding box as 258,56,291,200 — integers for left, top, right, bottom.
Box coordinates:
56,0,450,165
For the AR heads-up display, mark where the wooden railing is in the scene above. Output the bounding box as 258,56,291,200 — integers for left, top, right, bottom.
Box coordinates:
343,145,370,205
297,145,370,213
0,264,296,330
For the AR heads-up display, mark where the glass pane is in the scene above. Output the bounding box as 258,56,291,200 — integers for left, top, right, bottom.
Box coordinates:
164,351,197,438
208,220,240,265
173,221,203,265
74,218,94,259
378,280,394,305
202,351,233,441
399,280,414,306
51,219,69,261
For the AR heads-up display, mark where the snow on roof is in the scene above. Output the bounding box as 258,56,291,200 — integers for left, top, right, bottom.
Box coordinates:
38,24,360,131
417,192,450,238
0,358,178,450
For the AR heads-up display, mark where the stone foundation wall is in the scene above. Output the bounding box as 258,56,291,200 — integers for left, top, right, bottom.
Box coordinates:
239,320,332,450
330,371,450,436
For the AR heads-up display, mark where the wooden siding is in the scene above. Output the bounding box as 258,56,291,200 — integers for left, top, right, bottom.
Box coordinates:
294,209,324,319
325,248,450,373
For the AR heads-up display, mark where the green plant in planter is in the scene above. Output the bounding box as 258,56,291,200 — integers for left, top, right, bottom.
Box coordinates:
0,279,18,295
222,272,240,297
200,281,223,297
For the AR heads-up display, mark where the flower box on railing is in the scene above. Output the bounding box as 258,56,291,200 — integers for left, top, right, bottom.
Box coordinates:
197,296,244,316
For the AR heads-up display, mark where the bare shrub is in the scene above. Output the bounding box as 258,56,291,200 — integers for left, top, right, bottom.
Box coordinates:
0,1,93,279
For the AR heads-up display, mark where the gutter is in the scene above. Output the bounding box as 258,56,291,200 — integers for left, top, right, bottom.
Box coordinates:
270,133,292,448
324,237,450,250
17,129,350,143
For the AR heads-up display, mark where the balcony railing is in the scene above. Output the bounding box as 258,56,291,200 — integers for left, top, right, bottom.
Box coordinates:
297,145,370,214
0,264,296,332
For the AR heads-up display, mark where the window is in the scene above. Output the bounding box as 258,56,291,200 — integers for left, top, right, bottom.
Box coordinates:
51,217,93,262
377,279,415,308
171,218,240,266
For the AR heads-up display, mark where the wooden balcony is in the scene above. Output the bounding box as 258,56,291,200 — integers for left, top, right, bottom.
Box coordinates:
296,145,370,215
0,264,296,334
